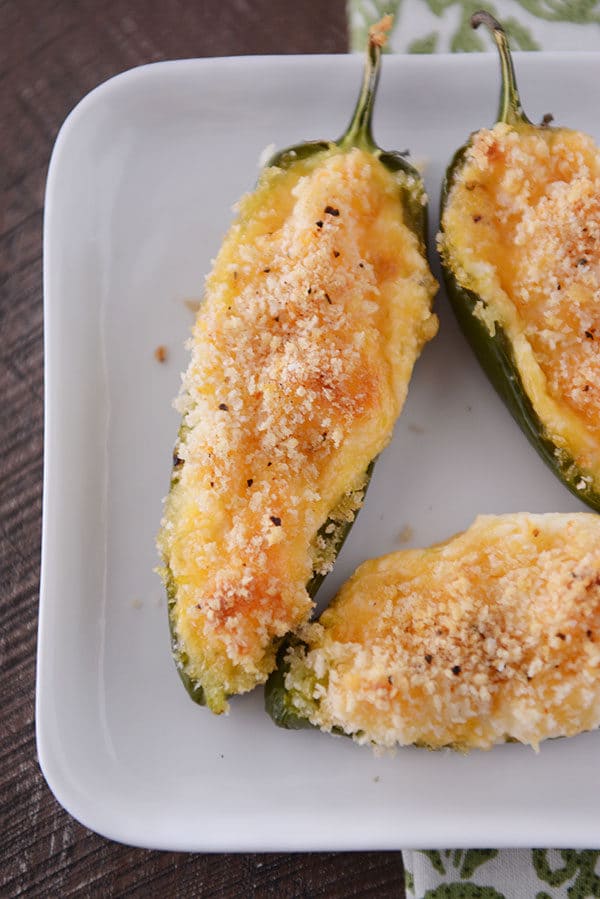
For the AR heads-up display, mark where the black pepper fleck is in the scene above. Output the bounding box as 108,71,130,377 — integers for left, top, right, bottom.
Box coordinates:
324,292,332,304
324,205,339,217
425,654,433,664
316,220,323,229
556,632,566,641
263,267,270,273
452,665,461,676
358,262,364,268
473,214,482,222
270,516,282,526
247,478,253,487
307,287,312,294
585,330,594,340
218,403,229,411
333,250,340,258
579,258,589,266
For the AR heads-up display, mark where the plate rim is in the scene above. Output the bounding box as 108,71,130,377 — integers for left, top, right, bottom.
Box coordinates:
37,50,600,850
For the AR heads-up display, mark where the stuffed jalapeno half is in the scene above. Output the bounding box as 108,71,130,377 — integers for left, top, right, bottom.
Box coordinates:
157,19,438,713
267,513,600,751
439,12,600,509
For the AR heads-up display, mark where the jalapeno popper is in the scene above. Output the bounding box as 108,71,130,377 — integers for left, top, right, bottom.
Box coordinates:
157,20,438,713
267,514,600,751
439,12,600,510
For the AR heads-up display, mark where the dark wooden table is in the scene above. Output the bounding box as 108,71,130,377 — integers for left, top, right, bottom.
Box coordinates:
1,2,406,895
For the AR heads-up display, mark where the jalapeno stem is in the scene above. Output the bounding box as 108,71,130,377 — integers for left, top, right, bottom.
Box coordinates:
339,15,392,152
471,11,530,127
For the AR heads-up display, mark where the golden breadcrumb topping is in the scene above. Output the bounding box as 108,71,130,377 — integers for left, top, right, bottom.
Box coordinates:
369,14,394,48
158,146,438,712
285,514,600,751
440,122,600,476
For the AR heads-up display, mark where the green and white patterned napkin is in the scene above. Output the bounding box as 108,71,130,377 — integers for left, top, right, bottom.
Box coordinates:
349,0,600,53
404,849,600,898
348,2,600,897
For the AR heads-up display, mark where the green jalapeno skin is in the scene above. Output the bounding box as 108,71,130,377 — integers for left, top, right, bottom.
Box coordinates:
265,638,353,735
439,11,600,512
264,639,312,730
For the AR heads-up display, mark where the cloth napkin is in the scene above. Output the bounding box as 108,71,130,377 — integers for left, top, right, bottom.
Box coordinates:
349,0,600,52
403,849,600,897
347,2,600,897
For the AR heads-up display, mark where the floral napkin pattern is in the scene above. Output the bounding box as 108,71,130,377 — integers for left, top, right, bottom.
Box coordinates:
404,849,600,897
349,0,600,53
348,1,600,897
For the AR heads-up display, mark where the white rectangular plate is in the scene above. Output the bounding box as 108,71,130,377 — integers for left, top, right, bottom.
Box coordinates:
39,52,600,851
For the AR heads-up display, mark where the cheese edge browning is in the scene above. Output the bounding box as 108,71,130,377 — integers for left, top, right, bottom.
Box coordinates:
283,513,600,751
158,147,438,711
440,122,600,482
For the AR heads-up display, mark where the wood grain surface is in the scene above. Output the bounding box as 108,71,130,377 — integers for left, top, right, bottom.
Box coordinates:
0,2,405,895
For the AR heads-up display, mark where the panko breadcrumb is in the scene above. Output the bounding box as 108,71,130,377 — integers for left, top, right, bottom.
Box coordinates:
440,123,600,474
282,513,600,751
157,146,437,712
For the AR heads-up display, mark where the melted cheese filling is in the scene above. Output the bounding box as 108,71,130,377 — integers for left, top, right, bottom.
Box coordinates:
285,513,600,750
441,122,600,476
158,147,438,711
